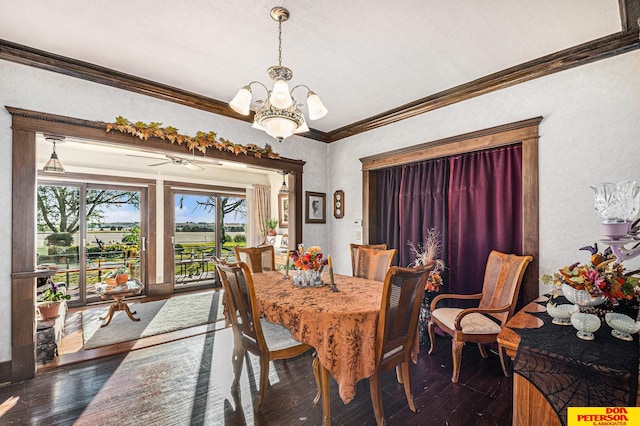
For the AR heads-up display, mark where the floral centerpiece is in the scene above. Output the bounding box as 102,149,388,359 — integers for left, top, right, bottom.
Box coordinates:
290,245,328,287
291,245,327,271
541,245,640,306
407,228,446,344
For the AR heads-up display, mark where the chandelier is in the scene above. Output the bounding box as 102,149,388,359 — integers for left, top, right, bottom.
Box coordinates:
229,7,328,142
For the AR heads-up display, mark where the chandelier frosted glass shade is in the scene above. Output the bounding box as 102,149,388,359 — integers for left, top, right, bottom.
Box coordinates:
261,115,299,141
306,92,328,120
229,86,252,116
228,7,327,142
269,79,293,109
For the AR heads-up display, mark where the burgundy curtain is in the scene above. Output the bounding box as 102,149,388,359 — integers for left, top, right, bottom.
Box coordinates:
375,166,403,251
447,144,523,296
397,159,449,267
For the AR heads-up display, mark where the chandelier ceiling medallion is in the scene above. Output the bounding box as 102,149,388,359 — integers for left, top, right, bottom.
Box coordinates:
229,6,328,142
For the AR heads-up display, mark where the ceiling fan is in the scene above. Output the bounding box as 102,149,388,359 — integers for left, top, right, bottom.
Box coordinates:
127,153,222,171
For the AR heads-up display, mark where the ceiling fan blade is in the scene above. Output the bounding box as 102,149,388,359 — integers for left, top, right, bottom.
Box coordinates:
148,161,172,167
126,153,165,160
185,162,204,171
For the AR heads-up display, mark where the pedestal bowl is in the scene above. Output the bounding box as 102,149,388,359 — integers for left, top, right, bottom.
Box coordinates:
562,283,607,307
546,302,579,325
605,312,640,341
570,312,601,340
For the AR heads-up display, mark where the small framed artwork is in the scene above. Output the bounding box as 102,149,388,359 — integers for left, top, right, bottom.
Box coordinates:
333,190,344,219
305,191,326,224
278,193,289,228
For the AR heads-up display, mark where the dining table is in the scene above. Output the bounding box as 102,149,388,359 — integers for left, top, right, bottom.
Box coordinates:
251,270,384,426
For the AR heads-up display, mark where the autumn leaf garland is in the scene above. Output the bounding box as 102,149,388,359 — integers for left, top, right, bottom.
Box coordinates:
105,116,280,159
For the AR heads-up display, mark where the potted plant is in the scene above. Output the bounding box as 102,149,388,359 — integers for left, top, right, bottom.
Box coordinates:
266,218,279,236
37,281,71,320
104,266,130,285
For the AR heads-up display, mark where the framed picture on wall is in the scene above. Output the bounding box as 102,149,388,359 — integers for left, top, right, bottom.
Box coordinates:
278,193,289,228
305,191,326,224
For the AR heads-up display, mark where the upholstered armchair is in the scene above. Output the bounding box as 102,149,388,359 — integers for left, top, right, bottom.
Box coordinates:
427,250,533,383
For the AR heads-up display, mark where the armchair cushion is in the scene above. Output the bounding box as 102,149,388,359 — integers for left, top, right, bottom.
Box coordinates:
431,308,502,335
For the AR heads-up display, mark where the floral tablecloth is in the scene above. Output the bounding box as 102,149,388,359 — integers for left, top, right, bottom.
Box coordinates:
252,271,383,404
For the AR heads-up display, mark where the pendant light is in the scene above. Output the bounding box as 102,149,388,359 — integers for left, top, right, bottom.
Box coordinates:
229,6,328,142
279,171,289,193
43,135,65,173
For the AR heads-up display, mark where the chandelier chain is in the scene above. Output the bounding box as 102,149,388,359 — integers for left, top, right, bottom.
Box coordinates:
278,18,283,66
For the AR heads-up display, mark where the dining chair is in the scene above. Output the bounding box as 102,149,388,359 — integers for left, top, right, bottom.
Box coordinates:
212,257,315,408
350,243,387,276
355,247,397,282
427,250,533,383
369,264,434,426
234,245,276,273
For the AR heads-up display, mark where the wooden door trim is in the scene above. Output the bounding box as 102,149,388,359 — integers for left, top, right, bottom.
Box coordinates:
360,118,540,305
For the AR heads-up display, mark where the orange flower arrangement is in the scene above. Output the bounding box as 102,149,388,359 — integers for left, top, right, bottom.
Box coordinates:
291,245,327,271
541,247,640,303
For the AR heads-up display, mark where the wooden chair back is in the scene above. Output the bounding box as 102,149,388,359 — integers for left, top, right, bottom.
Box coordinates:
234,245,276,273
478,250,533,325
355,247,396,282
213,257,314,407
375,265,432,367
214,258,265,351
369,264,434,425
350,243,387,275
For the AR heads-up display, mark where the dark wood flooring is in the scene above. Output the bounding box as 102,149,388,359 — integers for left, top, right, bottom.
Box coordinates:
0,314,513,425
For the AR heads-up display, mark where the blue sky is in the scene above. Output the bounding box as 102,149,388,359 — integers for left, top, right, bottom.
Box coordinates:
99,194,246,224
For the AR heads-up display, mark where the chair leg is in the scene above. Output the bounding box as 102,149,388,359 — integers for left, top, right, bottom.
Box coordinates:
451,340,464,383
499,344,510,377
369,372,385,426
312,353,322,405
395,365,403,384
231,347,245,391
400,361,416,412
427,320,436,354
257,356,270,408
477,343,488,358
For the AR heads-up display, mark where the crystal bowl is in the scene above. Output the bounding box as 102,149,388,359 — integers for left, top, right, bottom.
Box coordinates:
546,302,579,325
605,312,640,341
562,283,607,307
571,312,601,340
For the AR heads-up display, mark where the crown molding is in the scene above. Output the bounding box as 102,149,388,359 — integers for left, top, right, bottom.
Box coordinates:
1,29,638,144
327,30,639,142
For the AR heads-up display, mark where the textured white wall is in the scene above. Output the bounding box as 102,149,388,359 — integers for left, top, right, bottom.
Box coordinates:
325,51,640,284
0,60,328,362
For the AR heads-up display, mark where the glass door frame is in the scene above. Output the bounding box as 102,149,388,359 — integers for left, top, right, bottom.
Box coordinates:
37,177,150,307
164,181,246,293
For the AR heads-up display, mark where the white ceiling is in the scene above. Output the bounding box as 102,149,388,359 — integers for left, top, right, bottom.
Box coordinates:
0,0,623,133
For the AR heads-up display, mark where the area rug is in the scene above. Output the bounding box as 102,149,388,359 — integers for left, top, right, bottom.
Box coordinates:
82,291,226,350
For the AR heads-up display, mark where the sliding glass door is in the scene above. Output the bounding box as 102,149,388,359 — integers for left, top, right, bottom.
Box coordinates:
172,190,246,290
37,181,147,306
